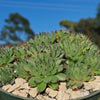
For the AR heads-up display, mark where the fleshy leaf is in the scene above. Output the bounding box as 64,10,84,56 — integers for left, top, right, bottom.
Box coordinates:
51,76,58,83
29,77,37,87
43,76,51,83
48,83,59,90
37,82,47,92
56,73,66,81
23,65,33,72
34,77,42,83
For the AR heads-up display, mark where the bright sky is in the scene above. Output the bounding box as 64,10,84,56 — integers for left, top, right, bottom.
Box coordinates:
0,0,100,34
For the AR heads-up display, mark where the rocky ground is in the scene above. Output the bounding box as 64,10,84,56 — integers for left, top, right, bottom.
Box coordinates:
1,76,100,100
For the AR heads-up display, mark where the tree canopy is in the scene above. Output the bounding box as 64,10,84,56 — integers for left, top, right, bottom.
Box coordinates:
60,3,100,47
0,13,35,44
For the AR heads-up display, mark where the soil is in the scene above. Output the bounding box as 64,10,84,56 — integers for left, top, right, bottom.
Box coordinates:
1,76,100,100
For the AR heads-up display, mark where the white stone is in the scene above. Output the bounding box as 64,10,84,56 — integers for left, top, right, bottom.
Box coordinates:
82,90,90,96
45,88,58,97
70,91,84,99
65,88,73,93
92,82,100,91
29,87,38,98
2,84,11,91
12,90,27,97
56,91,70,100
15,78,26,85
19,89,29,93
20,83,30,90
14,70,16,73
59,82,66,91
83,82,94,90
84,81,100,91
94,76,100,82
36,94,46,100
12,90,19,95
7,84,21,92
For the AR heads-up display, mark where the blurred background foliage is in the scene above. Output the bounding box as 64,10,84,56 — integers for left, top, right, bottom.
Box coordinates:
60,3,100,48
0,3,100,48
0,13,35,45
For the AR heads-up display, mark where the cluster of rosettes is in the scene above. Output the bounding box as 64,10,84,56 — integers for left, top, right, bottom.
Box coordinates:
55,30,100,90
15,44,66,92
0,30,100,92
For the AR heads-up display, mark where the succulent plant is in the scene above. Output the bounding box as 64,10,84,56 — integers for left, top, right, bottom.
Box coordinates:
83,47,100,75
15,45,66,92
12,31,58,65
0,64,16,85
27,32,56,48
0,47,14,67
54,30,67,43
65,62,94,90
13,46,33,60
12,32,57,61
55,30,100,90
1,30,100,94
60,39,91,63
